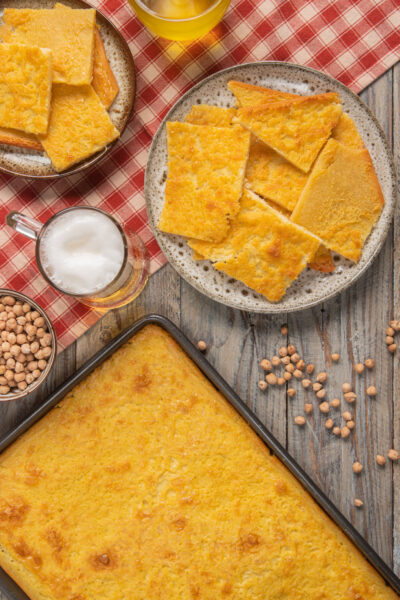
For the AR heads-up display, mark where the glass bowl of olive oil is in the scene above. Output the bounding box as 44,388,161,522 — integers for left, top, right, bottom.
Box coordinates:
128,0,231,40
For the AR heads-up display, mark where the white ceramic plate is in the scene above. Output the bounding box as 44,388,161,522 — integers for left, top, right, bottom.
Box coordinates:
145,62,397,313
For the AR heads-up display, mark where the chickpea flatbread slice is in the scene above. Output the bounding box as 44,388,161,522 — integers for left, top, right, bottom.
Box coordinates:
185,105,236,127
291,139,384,262
228,80,300,107
159,122,251,242
234,93,342,173
331,112,364,150
189,189,321,302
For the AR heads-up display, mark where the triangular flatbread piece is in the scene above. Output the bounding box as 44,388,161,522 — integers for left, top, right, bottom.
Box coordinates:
228,80,299,107
189,190,321,302
234,93,342,173
291,139,384,262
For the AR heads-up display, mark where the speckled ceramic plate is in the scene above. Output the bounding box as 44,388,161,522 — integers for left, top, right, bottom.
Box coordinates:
145,62,397,313
0,0,135,179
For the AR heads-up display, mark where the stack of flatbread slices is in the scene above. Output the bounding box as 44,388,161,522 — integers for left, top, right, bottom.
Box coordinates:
158,80,384,303
0,3,120,172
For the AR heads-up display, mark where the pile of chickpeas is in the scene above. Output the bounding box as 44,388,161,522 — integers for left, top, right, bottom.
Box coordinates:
0,295,53,395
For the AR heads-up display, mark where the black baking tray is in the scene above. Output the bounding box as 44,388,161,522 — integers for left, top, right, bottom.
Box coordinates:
1,314,399,599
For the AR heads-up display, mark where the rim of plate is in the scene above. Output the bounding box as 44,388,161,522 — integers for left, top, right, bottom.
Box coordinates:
0,0,136,179
145,61,397,314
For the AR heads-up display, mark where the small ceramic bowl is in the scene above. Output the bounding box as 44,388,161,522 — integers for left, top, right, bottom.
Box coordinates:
0,289,57,401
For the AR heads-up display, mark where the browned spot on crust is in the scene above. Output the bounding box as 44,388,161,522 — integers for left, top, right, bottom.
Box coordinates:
177,394,199,413
171,517,186,531
0,498,30,526
13,539,42,568
90,551,116,569
267,239,281,257
190,585,200,598
134,366,151,391
222,582,233,595
240,533,262,553
46,528,64,553
136,509,152,520
275,480,288,494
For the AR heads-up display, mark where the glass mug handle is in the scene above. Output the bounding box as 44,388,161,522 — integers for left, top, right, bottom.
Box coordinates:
6,211,43,241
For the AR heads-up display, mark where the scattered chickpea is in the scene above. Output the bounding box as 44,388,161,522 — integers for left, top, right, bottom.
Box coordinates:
21,343,31,355
266,373,277,385
293,369,303,379
288,388,296,398
278,346,288,357
319,402,329,413
354,363,364,374
344,392,356,403
390,320,400,331
316,389,326,400
354,499,364,508
2,296,15,306
313,382,322,392
287,344,296,355
27,361,38,372
366,386,377,397
342,382,352,393
41,346,52,359
302,379,311,389
197,340,207,351
304,403,313,414
330,398,341,408
258,380,267,391
388,449,399,461
365,358,375,369
352,461,363,474
316,372,327,383
294,416,306,426
346,420,355,430
280,324,288,335
33,317,45,328
271,356,281,367
333,427,341,436
386,336,394,345
0,385,10,394
306,363,315,375
30,341,40,354
376,455,386,466
277,377,285,386
25,373,34,385
283,371,292,381
281,356,290,365
14,372,25,383
17,381,27,391
342,411,352,421
37,359,47,371
386,327,395,337
331,353,340,362
291,353,300,363
341,426,351,438
260,358,272,371
286,363,295,374
388,343,397,353
325,418,334,429
32,369,41,379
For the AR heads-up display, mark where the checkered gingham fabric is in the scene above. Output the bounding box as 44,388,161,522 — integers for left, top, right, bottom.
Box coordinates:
0,0,399,349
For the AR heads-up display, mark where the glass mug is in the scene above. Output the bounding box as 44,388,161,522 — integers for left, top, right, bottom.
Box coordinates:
128,0,231,41
6,207,150,311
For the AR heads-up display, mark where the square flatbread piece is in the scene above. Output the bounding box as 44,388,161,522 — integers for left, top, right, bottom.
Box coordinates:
189,189,321,302
235,93,342,173
38,85,120,172
291,139,384,262
159,122,250,242
0,43,52,135
1,8,95,86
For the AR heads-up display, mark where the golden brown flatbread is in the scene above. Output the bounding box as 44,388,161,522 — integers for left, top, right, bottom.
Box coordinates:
159,122,250,242
332,112,364,150
189,189,321,302
228,80,299,107
185,105,236,127
291,139,384,262
234,93,342,173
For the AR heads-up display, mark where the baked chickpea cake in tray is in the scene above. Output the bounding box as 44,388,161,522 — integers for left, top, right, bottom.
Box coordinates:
0,324,398,600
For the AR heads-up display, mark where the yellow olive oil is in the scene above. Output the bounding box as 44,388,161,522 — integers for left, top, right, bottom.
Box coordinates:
129,0,231,40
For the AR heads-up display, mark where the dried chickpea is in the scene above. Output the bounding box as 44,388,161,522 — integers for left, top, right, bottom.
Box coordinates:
304,403,313,414
280,324,288,335
21,343,31,355
10,344,20,357
277,377,285,386
325,418,334,429
302,379,311,389
27,360,38,372
376,455,386,466
331,353,340,362
386,336,394,345
390,320,400,331
291,353,300,363
7,332,16,345
17,381,28,391
32,369,41,379
25,373,34,385
386,327,395,337
354,499,364,508
0,385,10,394
25,324,37,337
388,343,397,353
6,318,17,331
330,398,341,408
354,363,364,374
344,392,356,402
316,389,326,400
30,311,40,321
2,296,15,306
296,359,306,371
41,345,52,358
333,427,341,436
13,304,23,317
313,382,322,392
271,356,281,367
294,416,306,426
14,362,24,374
0,321,5,331
26,352,34,362
316,372,327,383
0,366,4,375
342,411,352,421
283,371,292,381
287,344,296,355
36,327,45,339
260,358,272,371
258,380,267,391
4,369,14,381
293,369,303,380
30,341,40,354
286,363,295,374
319,401,329,413
346,420,355,430
306,363,315,375
33,316,45,328
342,382,352,393
266,373,277,385
1,341,10,352
197,340,207,351
22,303,30,313
366,386,377,397
37,359,47,371
16,333,27,345
281,356,290,365
341,426,351,438
287,388,296,398
17,353,27,363
278,346,288,357
352,461,363,474
14,372,26,383
16,316,26,326
0,376,7,386
6,358,15,369
364,358,375,369
388,449,400,461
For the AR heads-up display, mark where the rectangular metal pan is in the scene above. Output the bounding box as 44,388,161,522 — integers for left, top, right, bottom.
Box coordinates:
1,314,399,599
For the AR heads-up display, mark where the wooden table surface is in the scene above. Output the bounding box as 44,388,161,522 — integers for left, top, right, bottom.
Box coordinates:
1,64,399,597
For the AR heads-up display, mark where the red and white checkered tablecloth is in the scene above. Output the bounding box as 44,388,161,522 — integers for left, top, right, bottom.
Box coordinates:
1,0,399,349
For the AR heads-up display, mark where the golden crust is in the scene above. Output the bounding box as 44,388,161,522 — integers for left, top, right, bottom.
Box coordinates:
291,139,384,262
54,3,119,108
2,7,95,86
0,324,397,600
38,84,120,172
189,189,321,302
158,122,251,242
0,43,52,135
235,93,342,173
332,112,365,150
228,80,299,107
185,104,236,127
0,127,42,151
